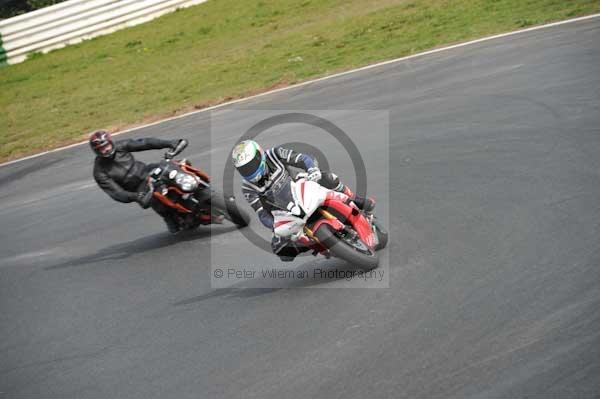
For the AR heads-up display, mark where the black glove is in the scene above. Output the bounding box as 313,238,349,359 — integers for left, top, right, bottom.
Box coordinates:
165,139,188,159
136,189,153,209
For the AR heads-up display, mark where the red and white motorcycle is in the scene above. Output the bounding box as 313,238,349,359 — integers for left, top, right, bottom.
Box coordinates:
271,174,387,270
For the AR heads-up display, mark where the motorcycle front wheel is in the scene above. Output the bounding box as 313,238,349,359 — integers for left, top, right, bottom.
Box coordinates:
314,224,379,270
371,218,388,251
210,192,250,227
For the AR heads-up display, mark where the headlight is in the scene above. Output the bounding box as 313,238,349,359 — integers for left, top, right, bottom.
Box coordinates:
151,167,162,177
175,172,198,192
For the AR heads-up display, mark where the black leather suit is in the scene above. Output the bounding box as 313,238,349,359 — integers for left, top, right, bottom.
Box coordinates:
93,137,177,221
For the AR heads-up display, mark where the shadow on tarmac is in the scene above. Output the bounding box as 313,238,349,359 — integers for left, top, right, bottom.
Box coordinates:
173,258,365,306
44,226,238,270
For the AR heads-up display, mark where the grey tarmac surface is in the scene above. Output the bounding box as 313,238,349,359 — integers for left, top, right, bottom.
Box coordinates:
1,17,600,399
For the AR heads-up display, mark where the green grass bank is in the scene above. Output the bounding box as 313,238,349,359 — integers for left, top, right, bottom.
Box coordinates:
1,0,600,162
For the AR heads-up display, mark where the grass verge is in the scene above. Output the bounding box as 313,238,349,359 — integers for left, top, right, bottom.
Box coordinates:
1,0,600,162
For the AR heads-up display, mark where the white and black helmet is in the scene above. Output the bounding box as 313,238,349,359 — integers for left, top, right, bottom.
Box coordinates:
231,140,267,183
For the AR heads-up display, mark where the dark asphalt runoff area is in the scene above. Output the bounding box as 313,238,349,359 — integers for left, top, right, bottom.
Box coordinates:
1,17,600,399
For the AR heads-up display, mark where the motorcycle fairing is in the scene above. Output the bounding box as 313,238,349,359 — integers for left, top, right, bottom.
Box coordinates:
272,179,326,238
292,180,328,217
273,178,376,250
272,211,305,238
316,192,377,249
180,162,211,183
153,186,192,213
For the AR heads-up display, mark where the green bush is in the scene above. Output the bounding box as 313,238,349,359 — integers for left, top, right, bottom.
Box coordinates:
27,0,65,9
0,0,67,19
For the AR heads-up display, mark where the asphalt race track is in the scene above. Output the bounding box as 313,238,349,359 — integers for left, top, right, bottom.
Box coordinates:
1,17,600,399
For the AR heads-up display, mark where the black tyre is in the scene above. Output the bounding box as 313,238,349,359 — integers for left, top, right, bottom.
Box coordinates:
372,218,388,250
210,192,250,227
314,224,379,270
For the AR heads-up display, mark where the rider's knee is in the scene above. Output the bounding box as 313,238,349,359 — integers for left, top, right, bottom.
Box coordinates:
272,236,301,261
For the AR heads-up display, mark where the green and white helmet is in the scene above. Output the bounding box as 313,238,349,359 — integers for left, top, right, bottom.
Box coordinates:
231,140,267,183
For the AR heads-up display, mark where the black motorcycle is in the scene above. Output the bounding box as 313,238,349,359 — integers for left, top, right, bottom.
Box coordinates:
141,141,249,230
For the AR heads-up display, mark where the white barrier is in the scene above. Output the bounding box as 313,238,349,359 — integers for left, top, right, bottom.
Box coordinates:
0,0,207,64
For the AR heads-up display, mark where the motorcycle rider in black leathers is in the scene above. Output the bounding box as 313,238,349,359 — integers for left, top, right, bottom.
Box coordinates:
231,140,375,261
90,130,187,233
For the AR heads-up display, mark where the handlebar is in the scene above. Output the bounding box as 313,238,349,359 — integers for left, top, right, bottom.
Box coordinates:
165,139,189,160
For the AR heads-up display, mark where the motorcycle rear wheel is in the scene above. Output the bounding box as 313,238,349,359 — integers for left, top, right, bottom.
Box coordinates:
314,225,379,270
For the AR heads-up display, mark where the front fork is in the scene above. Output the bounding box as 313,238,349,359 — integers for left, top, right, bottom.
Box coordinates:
303,209,336,238
301,209,343,257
